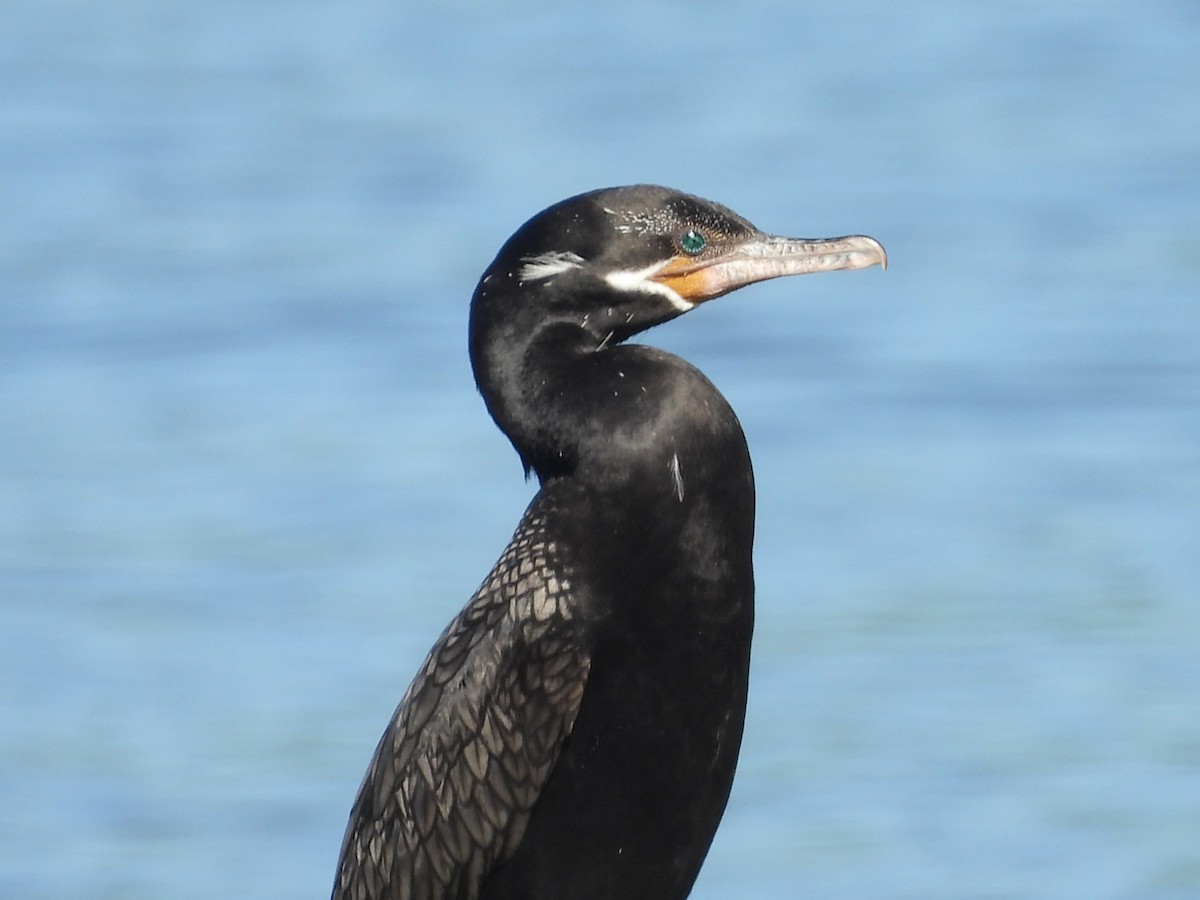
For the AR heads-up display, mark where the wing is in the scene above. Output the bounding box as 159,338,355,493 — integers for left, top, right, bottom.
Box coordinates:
332,501,590,900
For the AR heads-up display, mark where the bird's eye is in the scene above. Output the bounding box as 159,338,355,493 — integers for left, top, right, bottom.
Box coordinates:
679,229,707,255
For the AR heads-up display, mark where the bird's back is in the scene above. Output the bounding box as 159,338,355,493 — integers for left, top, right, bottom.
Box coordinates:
333,484,593,900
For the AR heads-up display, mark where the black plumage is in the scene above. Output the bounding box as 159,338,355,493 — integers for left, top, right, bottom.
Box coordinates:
332,186,885,900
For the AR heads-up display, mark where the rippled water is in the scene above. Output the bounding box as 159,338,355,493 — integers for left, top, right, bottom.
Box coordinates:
2,2,1199,898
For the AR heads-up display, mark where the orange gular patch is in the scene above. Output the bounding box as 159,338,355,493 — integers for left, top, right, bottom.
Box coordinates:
648,255,725,304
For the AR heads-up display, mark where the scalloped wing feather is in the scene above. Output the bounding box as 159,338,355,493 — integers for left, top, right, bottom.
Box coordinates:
333,506,589,900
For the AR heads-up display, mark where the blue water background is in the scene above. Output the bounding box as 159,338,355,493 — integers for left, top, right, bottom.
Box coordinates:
2,2,1199,897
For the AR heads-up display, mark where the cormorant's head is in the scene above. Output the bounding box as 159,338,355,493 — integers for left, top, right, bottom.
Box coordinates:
468,185,886,478
471,184,886,349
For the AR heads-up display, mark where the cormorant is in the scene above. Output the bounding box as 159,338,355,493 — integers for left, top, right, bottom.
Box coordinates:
332,185,885,900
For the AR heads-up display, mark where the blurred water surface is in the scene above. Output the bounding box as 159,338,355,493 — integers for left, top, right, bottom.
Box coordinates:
2,2,1199,898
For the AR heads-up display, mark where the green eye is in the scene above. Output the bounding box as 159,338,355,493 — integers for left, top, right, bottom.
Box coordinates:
679,229,707,255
